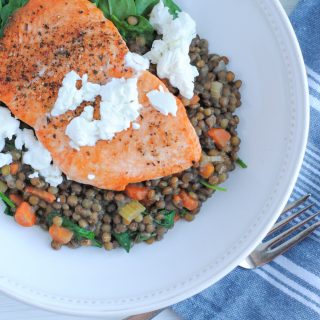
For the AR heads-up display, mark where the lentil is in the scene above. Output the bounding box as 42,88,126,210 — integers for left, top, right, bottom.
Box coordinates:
67,195,78,207
29,196,39,206
127,16,138,26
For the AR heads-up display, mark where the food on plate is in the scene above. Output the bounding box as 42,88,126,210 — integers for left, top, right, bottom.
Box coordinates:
0,0,244,252
36,71,202,190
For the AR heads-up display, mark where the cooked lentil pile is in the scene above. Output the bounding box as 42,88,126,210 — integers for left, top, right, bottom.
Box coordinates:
0,35,243,252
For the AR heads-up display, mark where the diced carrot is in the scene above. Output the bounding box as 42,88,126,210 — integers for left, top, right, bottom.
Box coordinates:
173,194,182,207
174,214,180,222
9,194,23,206
199,163,215,179
207,128,231,149
179,191,199,211
49,224,73,245
190,94,200,105
125,185,149,201
25,186,56,203
10,163,20,175
15,202,36,227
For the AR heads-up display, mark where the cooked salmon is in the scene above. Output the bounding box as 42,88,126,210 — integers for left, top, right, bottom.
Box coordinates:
36,72,201,190
0,0,201,190
0,0,131,127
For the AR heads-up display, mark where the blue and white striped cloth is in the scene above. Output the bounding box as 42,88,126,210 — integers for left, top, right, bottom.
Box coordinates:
172,1,320,319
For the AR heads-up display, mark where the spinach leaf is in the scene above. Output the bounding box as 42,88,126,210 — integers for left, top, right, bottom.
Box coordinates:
236,158,248,169
62,219,96,239
4,206,12,216
110,14,154,41
135,0,159,15
0,192,15,216
155,210,175,229
113,231,132,253
200,180,227,192
47,212,102,247
94,0,181,43
135,232,156,242
0,192,15,209
179,209,188,218
0,197,14,216
163,0,181,17
90,238,103,248
135,0,181,17
0,0,28,37
97,0,111,18
108,0,136,20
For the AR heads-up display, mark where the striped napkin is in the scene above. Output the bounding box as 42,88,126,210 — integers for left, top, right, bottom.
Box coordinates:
172,0,320,319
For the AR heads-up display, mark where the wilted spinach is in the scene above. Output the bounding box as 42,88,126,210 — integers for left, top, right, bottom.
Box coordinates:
0,0,28,37
92,0,181,42
155,210,175,229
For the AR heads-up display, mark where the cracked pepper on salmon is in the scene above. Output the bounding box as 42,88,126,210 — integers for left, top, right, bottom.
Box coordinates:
0,0,201,190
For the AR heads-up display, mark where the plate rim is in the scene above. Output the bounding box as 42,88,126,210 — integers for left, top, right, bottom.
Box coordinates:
0,0,310,317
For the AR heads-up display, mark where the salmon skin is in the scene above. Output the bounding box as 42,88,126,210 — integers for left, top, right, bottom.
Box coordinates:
0,0,201,190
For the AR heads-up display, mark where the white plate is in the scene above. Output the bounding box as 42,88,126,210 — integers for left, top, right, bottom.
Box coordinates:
0,0,309,318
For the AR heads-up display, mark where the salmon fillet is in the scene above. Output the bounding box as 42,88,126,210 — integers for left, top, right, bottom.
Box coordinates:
36,72,201,190
0,0,131,127
0,0,201,190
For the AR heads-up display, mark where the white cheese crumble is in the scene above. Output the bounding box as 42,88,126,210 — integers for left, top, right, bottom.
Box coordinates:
28,172,39,179
0,107,20,152
0,107,62,186
16,129,63,187
66,106,97,150
147,85,177,116
98,77,142,140
132,122,140,130
125,52,150,72
145,1,199,99
51,71,100,117
52,62,149,120
65,76,142,149
88,174,95,180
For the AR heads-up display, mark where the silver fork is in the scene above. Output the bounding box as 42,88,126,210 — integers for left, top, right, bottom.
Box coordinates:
240,194,320,269
128,195,320,320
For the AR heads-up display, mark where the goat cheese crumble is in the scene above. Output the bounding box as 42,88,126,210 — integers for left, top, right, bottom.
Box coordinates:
16,129,63,187
29,172,39,179
145,1,199,99
57,63,177,149
65,76,143,149
147,85,177,116
125,52,150,72
0,107,62,186
51,71,100,117
66,106,97,149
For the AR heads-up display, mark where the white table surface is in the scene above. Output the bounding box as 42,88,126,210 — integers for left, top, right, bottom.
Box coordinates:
0,1,299,319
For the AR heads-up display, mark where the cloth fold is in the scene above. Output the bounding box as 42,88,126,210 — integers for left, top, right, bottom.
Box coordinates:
172,1,320,319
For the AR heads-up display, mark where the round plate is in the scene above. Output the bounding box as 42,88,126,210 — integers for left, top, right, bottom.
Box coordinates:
0,0,309,318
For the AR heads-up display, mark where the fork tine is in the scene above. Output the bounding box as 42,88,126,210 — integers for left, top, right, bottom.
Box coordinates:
265,210,320,248
282,194,311,214
268,203,314,235
271,221,320,258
